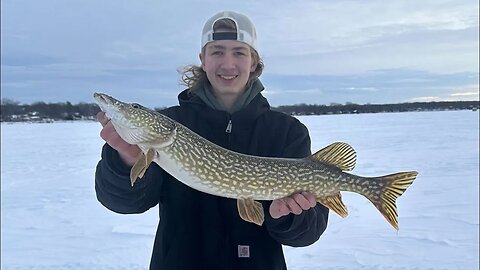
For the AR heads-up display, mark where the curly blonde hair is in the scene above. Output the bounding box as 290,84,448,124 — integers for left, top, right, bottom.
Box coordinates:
180,18,264,92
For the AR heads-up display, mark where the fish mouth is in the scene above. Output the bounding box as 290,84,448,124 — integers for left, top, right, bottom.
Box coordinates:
94,92,139,130
94,92,119,116
94,92,115,106
93,92,156,145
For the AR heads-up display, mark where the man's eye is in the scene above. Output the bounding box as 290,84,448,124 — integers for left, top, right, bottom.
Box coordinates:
212,51,222,55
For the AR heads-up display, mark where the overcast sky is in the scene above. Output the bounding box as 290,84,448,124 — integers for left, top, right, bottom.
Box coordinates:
2,0,479,107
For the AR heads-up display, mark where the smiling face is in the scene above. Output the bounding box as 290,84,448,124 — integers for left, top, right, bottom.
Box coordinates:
200,39,257,108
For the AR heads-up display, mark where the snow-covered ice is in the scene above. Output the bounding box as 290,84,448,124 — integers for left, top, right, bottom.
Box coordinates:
1,110,479,269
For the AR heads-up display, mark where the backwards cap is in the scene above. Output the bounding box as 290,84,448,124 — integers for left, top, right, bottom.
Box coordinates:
201,11,257,51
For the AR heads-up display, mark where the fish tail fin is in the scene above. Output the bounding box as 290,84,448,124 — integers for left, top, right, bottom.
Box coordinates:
367,171,418,230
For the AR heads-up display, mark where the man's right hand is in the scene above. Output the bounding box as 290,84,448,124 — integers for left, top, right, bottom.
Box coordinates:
97,112,142,167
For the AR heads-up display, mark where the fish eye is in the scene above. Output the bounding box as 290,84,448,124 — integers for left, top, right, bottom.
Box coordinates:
131,103,141,109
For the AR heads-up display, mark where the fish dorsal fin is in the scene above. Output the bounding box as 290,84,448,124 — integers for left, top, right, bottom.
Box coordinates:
311,142,356,171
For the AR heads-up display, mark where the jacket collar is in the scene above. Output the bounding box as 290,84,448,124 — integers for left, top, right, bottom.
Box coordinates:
177,79,270,123
188,79,265,113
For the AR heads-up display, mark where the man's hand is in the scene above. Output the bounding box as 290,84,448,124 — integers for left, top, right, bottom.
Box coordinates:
97,112,142,166
269,192,317,219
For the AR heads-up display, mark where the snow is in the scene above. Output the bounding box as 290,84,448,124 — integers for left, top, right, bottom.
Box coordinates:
1,110,479,269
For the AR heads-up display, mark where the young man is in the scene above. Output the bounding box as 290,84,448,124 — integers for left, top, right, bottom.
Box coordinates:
95,11,329,270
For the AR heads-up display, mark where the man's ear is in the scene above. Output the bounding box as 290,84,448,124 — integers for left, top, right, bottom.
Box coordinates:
250,60,258,73
199,53,206,71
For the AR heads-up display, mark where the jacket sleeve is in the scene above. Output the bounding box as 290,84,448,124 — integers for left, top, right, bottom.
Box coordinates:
95,143,164,214
264,119,329,247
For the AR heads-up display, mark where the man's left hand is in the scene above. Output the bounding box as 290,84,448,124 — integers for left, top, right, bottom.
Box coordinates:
269,192,317,219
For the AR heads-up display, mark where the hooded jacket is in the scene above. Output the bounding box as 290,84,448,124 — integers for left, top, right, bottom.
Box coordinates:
95,83,329,270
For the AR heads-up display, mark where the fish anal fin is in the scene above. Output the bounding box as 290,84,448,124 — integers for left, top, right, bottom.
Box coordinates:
237,198,265,226
316,192,348,218
311,142,357,171
130,148,156,186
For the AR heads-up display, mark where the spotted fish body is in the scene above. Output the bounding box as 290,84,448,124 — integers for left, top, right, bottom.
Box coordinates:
94,92,418,230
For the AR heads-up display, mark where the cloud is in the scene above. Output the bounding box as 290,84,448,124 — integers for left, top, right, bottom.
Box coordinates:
450,92,479,97
448,84,480,100
408,84,479,102
256,0,479,76
342,87,378,92
263,88,323,95
1,0,478,106
408,96,443,102
1,51,65,67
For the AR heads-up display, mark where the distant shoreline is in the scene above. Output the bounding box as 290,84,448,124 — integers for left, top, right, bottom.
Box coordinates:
273,100,479,116
1,100,478,123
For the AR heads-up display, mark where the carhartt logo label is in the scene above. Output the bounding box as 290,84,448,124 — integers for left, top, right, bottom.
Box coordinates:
238,245,250,258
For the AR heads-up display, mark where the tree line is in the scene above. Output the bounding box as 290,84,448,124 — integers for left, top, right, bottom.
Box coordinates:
0,100,102,122
0,98,478,122
274,101,479,115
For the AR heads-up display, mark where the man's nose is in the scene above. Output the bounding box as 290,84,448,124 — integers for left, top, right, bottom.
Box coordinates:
220,53,235,69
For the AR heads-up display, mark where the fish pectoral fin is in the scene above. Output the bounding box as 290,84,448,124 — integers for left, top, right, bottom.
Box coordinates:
130,154,146,186
130,148,156,186
237,198,265,226
317,192,348,218
310,142,357,171
144,147,156,168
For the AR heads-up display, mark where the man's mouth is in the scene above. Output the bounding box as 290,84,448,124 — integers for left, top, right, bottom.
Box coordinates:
219,75,238,80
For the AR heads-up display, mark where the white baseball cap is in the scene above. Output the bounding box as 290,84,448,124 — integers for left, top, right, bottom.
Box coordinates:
201,11,257,51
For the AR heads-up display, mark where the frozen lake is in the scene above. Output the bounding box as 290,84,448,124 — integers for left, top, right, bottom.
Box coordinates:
1,110,479,269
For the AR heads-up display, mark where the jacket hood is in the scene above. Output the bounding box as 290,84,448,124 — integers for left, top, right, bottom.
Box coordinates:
177,79,270,122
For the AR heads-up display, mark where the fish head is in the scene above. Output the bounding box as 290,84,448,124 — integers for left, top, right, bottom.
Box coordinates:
94,92,176,148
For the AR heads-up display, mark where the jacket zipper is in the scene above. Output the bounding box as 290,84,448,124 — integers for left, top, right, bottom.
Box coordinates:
225,116,233,147
225,119,233,133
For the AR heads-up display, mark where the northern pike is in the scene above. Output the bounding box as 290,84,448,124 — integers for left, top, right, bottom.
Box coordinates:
94,92,418,230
